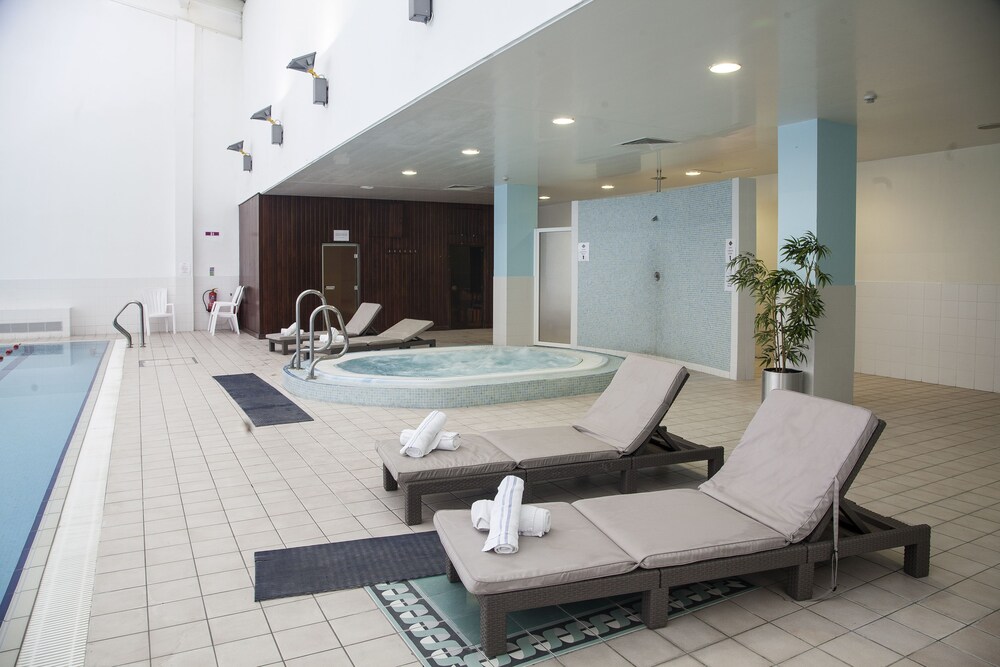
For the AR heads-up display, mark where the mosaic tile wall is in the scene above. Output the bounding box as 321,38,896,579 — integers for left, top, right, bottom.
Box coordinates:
577,182,733,372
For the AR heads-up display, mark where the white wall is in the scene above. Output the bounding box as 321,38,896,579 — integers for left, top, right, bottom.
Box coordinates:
236,0,587,199
0,0,242,336
855,144,1000,391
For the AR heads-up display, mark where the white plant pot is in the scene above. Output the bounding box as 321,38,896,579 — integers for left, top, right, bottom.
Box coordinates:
761,368,805,402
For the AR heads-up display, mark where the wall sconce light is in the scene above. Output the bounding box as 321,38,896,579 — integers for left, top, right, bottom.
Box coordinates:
409,0,432,23
227,141,252,171
286,52,328,106
251,105,283,145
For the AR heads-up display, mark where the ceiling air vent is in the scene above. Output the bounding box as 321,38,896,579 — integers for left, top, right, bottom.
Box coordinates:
444,184,483,191
619,137,677,146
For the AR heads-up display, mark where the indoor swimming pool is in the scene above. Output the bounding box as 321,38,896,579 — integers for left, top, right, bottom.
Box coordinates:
0,341,108,622
283,345,622,408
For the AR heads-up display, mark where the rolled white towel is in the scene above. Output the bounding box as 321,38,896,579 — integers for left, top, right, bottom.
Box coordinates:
471,500,551,537
400,411,448,458
482,475,523,554
399,429,461,451
280,323,299,336
316,332,345,345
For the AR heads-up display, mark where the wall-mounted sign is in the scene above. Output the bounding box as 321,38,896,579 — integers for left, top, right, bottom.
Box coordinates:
578,242,590,262
724,238,736,292
334,230,350,242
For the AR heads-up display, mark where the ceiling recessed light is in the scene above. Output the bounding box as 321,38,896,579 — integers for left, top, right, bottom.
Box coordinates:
685,170,702,176
601,184,615,190
709,62,741,74
538,195,550,200
401,169,417,176
461,148,480,155
359,185,374,190
552,116,575,125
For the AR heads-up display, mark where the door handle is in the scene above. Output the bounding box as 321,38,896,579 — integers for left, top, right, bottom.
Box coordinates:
325,286,336,290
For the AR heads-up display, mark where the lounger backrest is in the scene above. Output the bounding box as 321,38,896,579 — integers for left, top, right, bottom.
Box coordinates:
345,302,382,337
699,390,880,543
573,355,688,454
378,318,433,341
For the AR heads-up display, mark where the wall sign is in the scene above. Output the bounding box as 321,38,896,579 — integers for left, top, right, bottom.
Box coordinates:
724,238,736,292
578,242,590,262
334,230,350,242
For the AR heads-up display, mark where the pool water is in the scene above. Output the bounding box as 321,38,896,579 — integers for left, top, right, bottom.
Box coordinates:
0,341,107,622
339,346,583,378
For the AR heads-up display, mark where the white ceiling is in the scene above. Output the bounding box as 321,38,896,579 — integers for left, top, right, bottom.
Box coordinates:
267,0,1000,205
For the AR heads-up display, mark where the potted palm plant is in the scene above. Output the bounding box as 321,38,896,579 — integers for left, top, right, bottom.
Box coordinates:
727,231,832,401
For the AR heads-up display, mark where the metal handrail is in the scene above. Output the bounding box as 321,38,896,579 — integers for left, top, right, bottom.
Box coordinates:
113,300,146,348
307,305,349,379
290,289,333,369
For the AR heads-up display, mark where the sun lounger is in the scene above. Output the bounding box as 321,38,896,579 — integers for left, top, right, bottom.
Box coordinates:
266,302,383,354
346,318,435,352
377,354,724,524
433,390,931,657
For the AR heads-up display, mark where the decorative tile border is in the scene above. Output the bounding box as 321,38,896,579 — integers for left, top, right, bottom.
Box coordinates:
367,575,756,666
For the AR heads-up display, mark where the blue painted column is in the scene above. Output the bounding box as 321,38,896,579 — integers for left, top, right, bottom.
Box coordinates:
493,184,537,345
778,119,857,402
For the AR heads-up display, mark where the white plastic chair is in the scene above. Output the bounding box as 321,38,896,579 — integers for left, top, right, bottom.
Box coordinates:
142,288,175,335
209,285,245,335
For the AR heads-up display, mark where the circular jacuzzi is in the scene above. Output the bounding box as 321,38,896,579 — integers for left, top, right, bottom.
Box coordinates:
283,346,622,407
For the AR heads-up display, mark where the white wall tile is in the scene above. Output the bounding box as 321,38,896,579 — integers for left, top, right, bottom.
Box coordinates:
960,284,979,302
978,284,998,303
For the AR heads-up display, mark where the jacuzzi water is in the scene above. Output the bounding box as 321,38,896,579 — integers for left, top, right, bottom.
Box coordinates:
284,346,622,408
338,346,584,378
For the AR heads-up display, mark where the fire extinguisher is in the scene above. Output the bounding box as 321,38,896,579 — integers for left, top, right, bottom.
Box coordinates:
203,288,218,312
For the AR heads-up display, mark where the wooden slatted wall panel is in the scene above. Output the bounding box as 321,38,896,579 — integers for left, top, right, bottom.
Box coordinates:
237,195,261,335
246,195,493,338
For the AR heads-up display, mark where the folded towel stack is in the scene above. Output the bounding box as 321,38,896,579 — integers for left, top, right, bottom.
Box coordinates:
471,499,551,537
482,475,524,554
399,411,461,458
280,323,299,336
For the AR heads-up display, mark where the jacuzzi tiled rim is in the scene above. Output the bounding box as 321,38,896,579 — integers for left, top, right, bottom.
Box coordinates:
282,347,623,408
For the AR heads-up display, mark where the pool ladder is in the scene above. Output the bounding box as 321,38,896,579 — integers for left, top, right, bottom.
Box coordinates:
112,300,145,348
288,290,348,378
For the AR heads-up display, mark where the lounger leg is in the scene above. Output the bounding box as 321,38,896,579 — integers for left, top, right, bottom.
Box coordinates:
641,587,669,629
404,487,422,526
382,465,398,491
904,526,931,578
707,451,724,478
619,469,638,494
787,564,815,600
445,559,460,584
480,598,508,659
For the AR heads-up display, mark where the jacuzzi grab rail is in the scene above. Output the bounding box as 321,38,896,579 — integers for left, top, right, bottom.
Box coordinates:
112,300,145,348
306,305,349,379
290,289,333,370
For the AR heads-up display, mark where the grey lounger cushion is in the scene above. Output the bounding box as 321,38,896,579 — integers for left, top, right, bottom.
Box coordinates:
481,426,620,468
575,488,787,568
346,302,381,336
434,502,637,594
573,354,688,454
354,318,432,344
377,434,515,483
699,390,880,543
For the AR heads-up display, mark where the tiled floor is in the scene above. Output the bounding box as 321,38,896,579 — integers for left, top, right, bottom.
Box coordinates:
2,329,999,666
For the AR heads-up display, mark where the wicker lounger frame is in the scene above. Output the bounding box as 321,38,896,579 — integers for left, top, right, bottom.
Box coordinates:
383,432,725,525
443,418,933,658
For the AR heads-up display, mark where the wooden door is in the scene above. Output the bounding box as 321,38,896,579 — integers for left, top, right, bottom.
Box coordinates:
321,244,359,323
